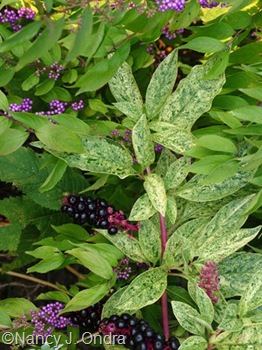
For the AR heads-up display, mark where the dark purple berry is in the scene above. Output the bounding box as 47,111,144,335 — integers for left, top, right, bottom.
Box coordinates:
135,342,147,350
97,199,108,207
154,339,165,350
109,314,119,322
98,208,108,217
88,213,97,224
61,205,69,213
154,333,165,342
116,318,126,328
143,328,154,338
77,202,86,211
108,226,118,235
100,219,109,229
67,207,75,217
88,202,96,212
121,313,131,321
133,332,143,344
128,316,137,327
169,337,180,350
68,195,78,205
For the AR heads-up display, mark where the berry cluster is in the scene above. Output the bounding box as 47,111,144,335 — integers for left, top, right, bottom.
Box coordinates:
162,26,184,40
36,100,68,116
61,194,138,235
0,7,35,31
71,100,84,111
99,314,180,350
155,0,186,12
70,301,104,332
198,261,220,304
9,98,33,112
199,0,220,8
30,302,72,338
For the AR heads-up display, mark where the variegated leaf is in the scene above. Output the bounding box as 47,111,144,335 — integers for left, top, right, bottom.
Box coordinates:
139,219,161,264
239,268,262,317
129,193,156,221
164,157,190,190
144,173,167,216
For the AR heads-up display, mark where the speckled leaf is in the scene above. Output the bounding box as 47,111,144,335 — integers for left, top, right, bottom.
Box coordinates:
150,121,196,154
116,268,167,312
159,57,225,130
177,170,256,202
194,195,255,254
197,226,261,262
144,174,167,216
109,61,143,121
218,303,243,331
166,196,177,224
213,325,262,347
239,268,262,317
98,230,147,263
129,193,156,221
171,301,206,336
113,102,143,122
188,282,214,324
132,115,155,168
102,287,136,318
219,253,262,298
145,49,178,118
104,345,127,350
179,336,208,350
47,137,135,179
139,219,161,264
164,157,190,190
155,148,177,178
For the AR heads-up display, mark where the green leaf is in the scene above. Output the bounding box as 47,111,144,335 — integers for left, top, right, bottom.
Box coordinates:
109,61,143,120
164,157,190,190
8,111,48,130
52,223,90,241
213,324,262,346
155,148,177,178
159,57,225,130
239,268,262,317
26,246,64,273
116,268,167,312
0,308,12,327
181,37,225,53
239,86,262,101
61,284,109,314
177,169,256,202
171,301,206,336
187,155,234,175
0,298,37,317
129,193,157,221
0,21,42,53
89,99,108,114
16,18,65,70
217,303,243,332
39,159,67,192
203,50,230,80
0,68,14,87
76,42,130,93
219,253,262,298
101,286,135,318
98,230,147,263
150,121,196,154
197,135,237,153
113,101,144,122
139,219,161,265
36,291,70,304
188,282,214,324
0,128,28,155
0,90,9,111
229,42,262,64
132,115,155,168
35,124,85,153
167,285,196,308
166,196,177,225
35,79,55,96
144,173,167,216
80,174,109,193
50,114,90,135
179,336,207,350
231,106,262,124
22,72,40,91
66,248,113,279
145,49,178,118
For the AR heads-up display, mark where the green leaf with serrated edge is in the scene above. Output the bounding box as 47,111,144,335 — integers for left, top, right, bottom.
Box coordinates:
177,169,256,202
113,102,143,122
171,301,207,336
22,73,40,91
204,50,230,80
102,287,136,318
139,219,161,265
98,229,147,262
129,193,156,221
16,18,65,71
36,291,70,304
188,282,214,324
109,62,143,116
164,157,190,190
159,57,225,130
0,298,37,318
239,268,262,317
36,124,85,154
166,196,177,225
46,136,135,179
218,303,243,331
76,42,130,93
212,324,262,347
39,159,67,193
0,21,42,53
145,49,178,118
144,174,167,216
179,336,207,350
197,135,237,154
0,90,8,111
35,79,55,96
181,37,225,53
194,195,255,254
0,117,11,136
0,308,12,327
61,284,109,314
132,115,155,168
155,148,177,178
0,128,28,155
116,268,167,311
198,226,261,263
150,121,196,154
66,248,113,279
64,8,93,64
218,253,262,298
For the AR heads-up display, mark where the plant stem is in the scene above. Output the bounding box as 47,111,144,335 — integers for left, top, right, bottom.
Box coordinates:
146,166,169,340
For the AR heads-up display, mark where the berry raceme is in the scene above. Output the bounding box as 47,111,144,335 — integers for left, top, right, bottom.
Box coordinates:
70,301,104,333
99,314,180,350
61,194,138,235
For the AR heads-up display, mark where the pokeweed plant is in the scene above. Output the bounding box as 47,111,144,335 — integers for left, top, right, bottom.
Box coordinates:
0,1,262,350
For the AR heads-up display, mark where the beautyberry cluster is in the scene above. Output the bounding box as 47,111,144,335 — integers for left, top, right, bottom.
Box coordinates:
35,100,68,116
9,98,33,112
70,300,104,332
61,194,138,235
162,26,184,40
99,314,180,350
0,7,35,31
198,261,220,304
199,0,220,8
155,0,186,12
29,302,72,338
114,258,149,281
71,100,84,111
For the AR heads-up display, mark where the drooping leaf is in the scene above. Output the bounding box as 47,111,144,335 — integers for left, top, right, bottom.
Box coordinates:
144,173,167,216
39,159,68,193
